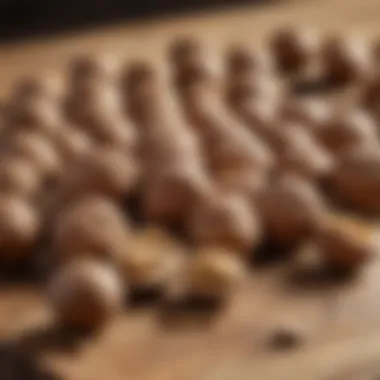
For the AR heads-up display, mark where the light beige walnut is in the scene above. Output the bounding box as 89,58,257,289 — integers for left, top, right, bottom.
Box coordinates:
320,35,371,84
118,227,184,288
188,247,246,298
6,131,63,180
53,195,131,260
0,157,42,199
65,147,139,200
68,53,118,91
317,109,377,157
189,192,262,254
268,27,318,72
9,98,62,137
257,174,326,246
0,194,40,260
315,213,374,269
142,163,212,225
328,148,380,214
48,259,124,329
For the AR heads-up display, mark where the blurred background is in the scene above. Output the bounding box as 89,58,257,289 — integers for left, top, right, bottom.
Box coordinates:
0,0,273,43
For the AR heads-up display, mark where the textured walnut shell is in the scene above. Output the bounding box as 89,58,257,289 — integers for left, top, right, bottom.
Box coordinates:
53,195,131,259
0,195,40,260
275,125,335,180
8,98,62,137
65,147,139,199
121,61,157,94
90,115,138,151
182,90,275,173
320,36,371,84
169,36,204,71
0,157,42,199
317,109,377,157
121,62,159,122
188,192,262,253
328,148,380,214
257,174,326,246
215,166,268,199
65,84,123,134
372,37,380,64
6,131,62,180
226,45,272,76
118,227,183,288
269,27,317,73
360,74,380,111
188,247,246,298
175,61,219,94
10,74,62,104
207,126,274,174
140,125,203,173
142,164,212,225
280,98,332,129
314,214,374,269
236,98,281,146
55,126,93,166
169,37,219,91
68,53,117,91
226,73,280,110
48,259,124,329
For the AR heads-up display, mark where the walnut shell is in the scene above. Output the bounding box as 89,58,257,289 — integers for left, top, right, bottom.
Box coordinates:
169,36,204,71
226,73,280,110
0,157,42,199
118,227,184,288
236,98,280,146
48,259,124,329
328,148,380,214
10,74,62,104
281,98,332,129
55,125,93,166
6,131,63,180
257,174,326,246
215,166,268,199
121,61,159,123
269,27,317,73
8,98,62,137
188,247,246,298
320,36,371,84
65,147,139,199
317,109,377,157
53,195,131,260
0,195,40,260
142,164,212,225
315,213,374,269
65,84,123,133
188,192,262,253
275,125,335,180
226,46,272,76
169,37,219,91
68,53,118,91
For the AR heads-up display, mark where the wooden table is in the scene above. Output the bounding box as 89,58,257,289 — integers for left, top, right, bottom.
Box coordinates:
1,1,380,379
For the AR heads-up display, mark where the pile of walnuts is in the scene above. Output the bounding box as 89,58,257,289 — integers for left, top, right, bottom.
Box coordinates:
0,27,379,330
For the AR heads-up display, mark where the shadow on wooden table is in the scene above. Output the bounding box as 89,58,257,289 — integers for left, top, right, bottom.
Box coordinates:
14,323,97,357
0,259,41,287
0,341,62,380
285,263,356,291
158,295,227,331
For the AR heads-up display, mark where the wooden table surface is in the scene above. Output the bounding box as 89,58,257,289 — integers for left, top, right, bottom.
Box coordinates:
1,0,380,95
2,1,380,379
